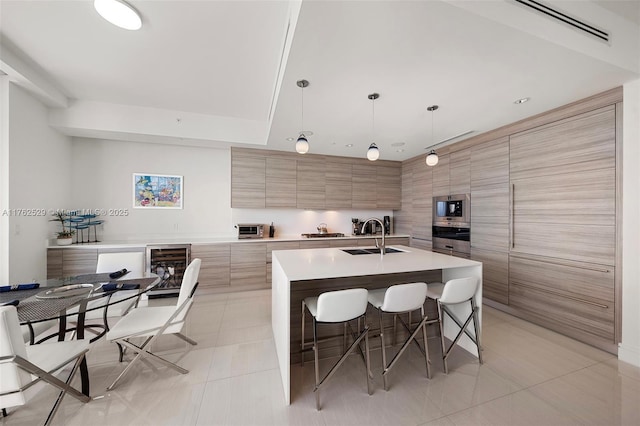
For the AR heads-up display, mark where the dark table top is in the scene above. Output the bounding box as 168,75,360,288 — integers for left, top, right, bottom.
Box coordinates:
1,273,160,324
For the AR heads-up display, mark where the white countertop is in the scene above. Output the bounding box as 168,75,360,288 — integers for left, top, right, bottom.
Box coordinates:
272,245,480,281
47,234,410,249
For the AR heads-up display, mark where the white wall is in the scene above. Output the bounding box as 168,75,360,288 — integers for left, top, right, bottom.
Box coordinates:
70,139,392,241
0,77,9,283
5,82,73,283
620,79,640,368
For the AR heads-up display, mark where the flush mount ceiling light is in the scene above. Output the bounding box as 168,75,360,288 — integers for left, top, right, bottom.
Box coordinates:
295,79,310,154
366,93,380,161
425,105,439,167
94,0,142,30
514,97,530,104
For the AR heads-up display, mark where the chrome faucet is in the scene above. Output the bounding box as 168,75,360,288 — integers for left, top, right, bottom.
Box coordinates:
361,217,386,256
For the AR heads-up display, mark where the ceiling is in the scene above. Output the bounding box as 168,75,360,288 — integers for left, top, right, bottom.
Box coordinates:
1,0,639,161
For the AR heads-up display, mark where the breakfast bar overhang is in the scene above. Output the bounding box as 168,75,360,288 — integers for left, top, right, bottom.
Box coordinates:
271,245,483,404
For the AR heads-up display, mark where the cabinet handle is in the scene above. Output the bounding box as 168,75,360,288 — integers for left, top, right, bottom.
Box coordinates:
445,245,454,249
509,253,611,273
510,183,515,249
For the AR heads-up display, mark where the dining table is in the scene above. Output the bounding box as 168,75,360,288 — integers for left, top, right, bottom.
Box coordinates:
0,272,160,396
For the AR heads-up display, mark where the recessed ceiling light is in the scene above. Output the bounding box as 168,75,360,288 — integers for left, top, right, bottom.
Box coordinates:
345,144,354,148
514,97,530,104
94,0,142,30
391,142,405,147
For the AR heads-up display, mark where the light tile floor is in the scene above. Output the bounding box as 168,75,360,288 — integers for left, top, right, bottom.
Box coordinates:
2,289,639,426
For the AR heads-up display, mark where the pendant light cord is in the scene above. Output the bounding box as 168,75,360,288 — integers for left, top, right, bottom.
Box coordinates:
301,85,304,132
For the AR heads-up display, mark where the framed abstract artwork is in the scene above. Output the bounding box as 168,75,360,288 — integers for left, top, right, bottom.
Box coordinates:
133,173,183,209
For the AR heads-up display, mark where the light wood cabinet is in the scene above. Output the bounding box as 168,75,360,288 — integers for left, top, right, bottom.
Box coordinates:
470,248,508,305
377,163,401,209
191,244,230,289
394,158,414,235
230,243,267,289
46,249,63,278
449,148,471,195
266,156,297,208
411,158,432,241
297,156,326,209
431,153,450,197
471,137,509,186
231,148,401,210
351,161,377,209
231,150,266,208
60,249,97,276
509,254,615,342
510,106,616,266
266,241,300,284
325,157,352,209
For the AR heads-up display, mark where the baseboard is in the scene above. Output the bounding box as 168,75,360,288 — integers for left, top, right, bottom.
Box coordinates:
618,342,640,368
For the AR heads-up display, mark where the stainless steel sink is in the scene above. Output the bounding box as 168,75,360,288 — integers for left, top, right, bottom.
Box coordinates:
341,247,405,255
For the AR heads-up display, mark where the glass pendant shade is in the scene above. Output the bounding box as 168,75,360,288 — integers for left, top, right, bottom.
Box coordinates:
426,150,439,166
94,0,142,30
367,143,380,161
295,134,309,154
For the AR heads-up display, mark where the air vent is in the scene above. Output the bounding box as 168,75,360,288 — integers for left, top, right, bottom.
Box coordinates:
513,0,609,42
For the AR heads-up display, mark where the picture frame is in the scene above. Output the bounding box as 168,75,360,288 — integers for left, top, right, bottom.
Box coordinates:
133,173,183,209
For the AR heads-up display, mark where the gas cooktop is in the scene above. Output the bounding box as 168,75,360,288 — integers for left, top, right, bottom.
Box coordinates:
301,233,345,238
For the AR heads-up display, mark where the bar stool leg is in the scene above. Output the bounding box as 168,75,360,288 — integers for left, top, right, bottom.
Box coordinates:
421,306,432,379
436,301,448,374
343,322,348,354
301,300,306,366
313,318,320,410
378,309,389,391
392,314,397,346
471,298,483,364
365,326,372,396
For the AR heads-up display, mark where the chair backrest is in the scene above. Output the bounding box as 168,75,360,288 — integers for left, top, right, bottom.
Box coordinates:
0,306,31,408
440,277,478,305
175,258,201,318
381,282,427,313
316,288,368,323
96,252,145,277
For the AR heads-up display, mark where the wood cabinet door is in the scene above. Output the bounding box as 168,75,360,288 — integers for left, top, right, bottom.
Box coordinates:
297,156,326,209
431,153,450,197
230,243,267,289
449,148,470,195
470,248,509,305
411,158,432,240
509,254,615,343
191,244,230,288
376,162,401,209
509,106,616,266
394,159,414,235
471,137,509,187
325,157,352,209
266,156,297,208
62,249,97,276
231,150,266,208
352,161,377,209
47,249,63,279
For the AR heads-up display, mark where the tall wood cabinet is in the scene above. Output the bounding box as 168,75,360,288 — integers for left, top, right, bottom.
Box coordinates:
470,137,510,305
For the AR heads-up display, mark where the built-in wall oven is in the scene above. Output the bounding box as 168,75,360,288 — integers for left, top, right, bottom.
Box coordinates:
432,194,470,258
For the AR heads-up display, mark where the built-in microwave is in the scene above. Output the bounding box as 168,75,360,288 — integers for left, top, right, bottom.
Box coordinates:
235,224,264,239
432,194,470,227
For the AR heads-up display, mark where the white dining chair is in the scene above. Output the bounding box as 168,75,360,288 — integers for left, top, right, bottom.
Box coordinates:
105,258,201,391
67,252,146,343
367,282,432,390
426,277,482,373
301,288,372,410
0,306,90,426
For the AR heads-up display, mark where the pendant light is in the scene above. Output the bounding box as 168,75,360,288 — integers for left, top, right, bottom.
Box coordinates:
295,80,310,154
426,105,439,166
94,0,142,30
367,93,380,161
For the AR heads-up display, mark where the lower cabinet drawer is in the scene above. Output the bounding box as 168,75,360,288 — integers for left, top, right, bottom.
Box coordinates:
471,248,508,305
509,254,615,342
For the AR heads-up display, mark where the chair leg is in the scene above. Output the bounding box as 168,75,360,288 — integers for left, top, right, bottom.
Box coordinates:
313,319,320,410
471,299,483,364
378,309,389,391
392,314,397,346
301,300,306,367
436,301,448,374
175,333,198,346
365,327,372,396
343,322,348,355
421,306,432,379
1,408,7,417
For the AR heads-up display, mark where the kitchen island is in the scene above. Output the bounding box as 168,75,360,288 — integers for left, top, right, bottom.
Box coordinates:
271,244,482,404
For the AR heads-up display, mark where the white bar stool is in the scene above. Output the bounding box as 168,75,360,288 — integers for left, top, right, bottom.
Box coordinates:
300,288,372,410
426,277,482,373
367,282,431,390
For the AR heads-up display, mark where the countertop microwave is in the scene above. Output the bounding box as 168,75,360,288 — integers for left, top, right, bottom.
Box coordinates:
235,224,264,239
433,194,470,227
